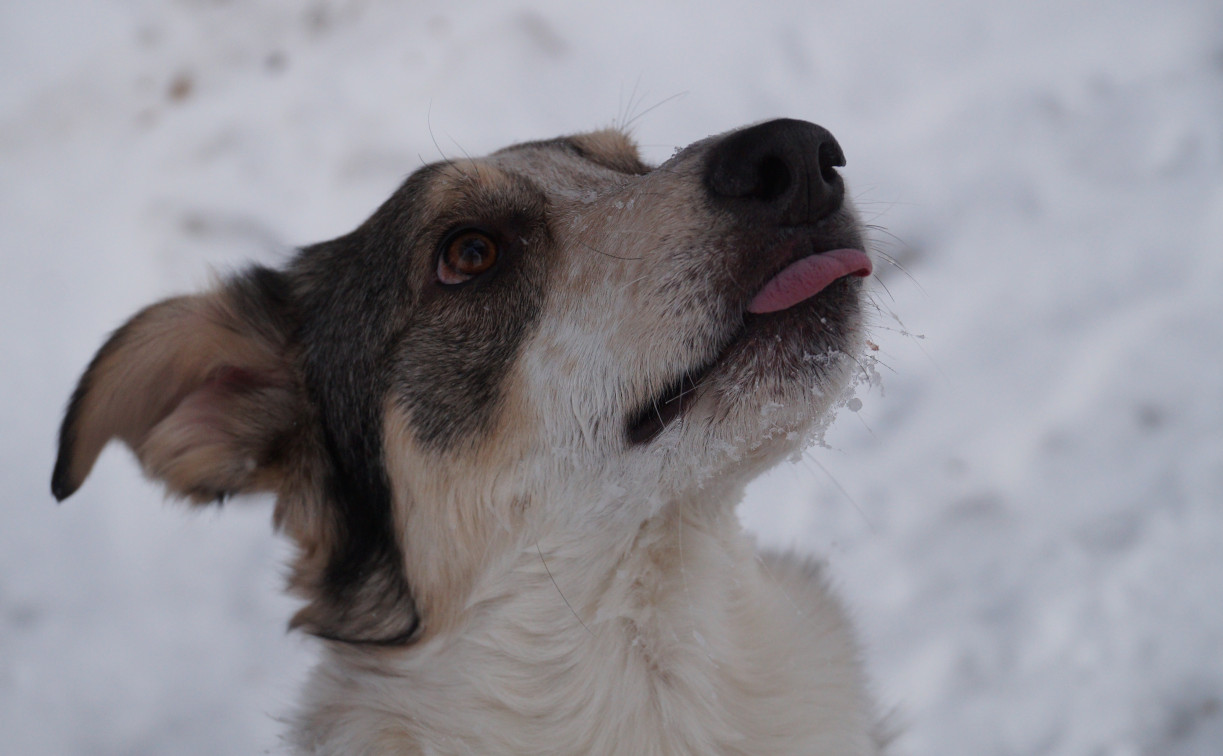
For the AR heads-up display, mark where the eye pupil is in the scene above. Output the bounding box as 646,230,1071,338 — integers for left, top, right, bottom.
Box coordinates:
456,236,489,272
439,230,500,284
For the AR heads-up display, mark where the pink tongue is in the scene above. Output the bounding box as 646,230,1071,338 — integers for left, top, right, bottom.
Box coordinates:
747,248,873,314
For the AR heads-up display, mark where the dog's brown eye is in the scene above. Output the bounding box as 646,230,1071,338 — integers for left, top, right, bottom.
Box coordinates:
438,230,499,285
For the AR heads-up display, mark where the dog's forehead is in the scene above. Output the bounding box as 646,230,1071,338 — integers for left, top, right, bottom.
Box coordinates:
395,130,649,226
485,129,649,188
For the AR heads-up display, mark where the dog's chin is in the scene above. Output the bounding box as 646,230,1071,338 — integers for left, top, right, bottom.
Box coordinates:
626,274,866,458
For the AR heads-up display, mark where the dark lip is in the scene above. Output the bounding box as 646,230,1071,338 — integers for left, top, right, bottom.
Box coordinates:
624,338,734,445
624,231,864,446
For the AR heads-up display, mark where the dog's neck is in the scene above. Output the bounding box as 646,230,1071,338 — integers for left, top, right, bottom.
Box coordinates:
303,492,750,744
452,483,758,679
504,496,743,656
292,485,875,754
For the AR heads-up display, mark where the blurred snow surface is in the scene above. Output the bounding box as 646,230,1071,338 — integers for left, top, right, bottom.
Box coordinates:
3,1,1222,754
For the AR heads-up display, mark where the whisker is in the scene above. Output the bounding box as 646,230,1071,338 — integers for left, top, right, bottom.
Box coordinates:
426,102,471,181
447,135,482,182
580,240,643,261
871,299,948,385
864,226,926,295
617,74,646,132
871,273,897,304
623,90,689,133
426,101,448,163
536,542,594,637
802,453,876,533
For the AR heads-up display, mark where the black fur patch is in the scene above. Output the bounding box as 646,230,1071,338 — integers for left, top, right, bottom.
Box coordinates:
392,214,550,447
52,328,116,501
226,262,421,643
385,171,552,450
288,175,433,644
285,164,552,641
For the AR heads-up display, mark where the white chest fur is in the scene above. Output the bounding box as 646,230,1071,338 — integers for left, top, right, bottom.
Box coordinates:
292,503,878,755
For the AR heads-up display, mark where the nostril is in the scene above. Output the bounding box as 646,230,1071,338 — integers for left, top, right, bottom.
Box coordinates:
816,141,845,186
755,155,791,202
704,119,847,225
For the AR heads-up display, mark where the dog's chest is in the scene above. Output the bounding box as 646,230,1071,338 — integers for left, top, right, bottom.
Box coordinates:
296,528,877,755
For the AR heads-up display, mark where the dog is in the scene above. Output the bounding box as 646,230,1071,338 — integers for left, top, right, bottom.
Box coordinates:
53,119,883,754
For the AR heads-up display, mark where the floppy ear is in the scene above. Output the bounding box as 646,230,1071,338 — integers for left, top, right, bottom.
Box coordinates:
52,267,304,503
52,264,421,645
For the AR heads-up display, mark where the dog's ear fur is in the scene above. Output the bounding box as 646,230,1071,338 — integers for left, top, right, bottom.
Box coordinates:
52,267,303,503
52,265,420,645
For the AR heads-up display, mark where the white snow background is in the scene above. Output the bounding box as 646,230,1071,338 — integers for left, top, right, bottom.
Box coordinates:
3,1,1222,754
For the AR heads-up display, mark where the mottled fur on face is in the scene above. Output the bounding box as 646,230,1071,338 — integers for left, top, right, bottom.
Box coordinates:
53,121,878,752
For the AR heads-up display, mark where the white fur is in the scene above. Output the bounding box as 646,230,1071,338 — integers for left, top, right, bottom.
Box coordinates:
293,495,877,755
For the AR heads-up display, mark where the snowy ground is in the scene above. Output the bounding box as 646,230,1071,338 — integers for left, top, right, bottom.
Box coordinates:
3,1,1222,754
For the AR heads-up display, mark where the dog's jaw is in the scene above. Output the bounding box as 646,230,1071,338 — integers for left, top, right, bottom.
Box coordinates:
684,259,870,462
637,245,869,460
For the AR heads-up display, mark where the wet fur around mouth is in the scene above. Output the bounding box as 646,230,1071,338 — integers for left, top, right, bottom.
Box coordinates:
626,224,868,446
625,273,865,446
51,121,885,755
625,343,725,445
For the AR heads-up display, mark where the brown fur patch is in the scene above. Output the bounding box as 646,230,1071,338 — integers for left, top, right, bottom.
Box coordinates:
53,271,301,502
381,364,538,640
567,130,650,175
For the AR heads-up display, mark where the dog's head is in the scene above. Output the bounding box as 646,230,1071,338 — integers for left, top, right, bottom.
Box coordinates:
52,119,871,645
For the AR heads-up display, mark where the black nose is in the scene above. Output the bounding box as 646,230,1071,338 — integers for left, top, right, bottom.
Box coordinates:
704,119,846,226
